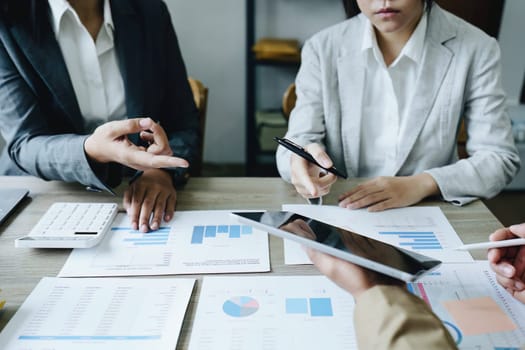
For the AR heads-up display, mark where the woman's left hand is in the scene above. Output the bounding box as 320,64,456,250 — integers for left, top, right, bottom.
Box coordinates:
338,173,439,212
123,169,177,232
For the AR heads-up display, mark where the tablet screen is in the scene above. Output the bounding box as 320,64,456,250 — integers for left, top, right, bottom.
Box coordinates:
233,211,441,279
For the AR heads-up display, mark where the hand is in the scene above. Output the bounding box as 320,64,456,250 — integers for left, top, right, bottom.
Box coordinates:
84,117,189,171
338,173,439,212
123,169,177,232
306,248,403,299
290,143,337,199
488,223,525,303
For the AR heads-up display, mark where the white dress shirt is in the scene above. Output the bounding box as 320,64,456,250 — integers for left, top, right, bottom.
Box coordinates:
48,0,126,132
358,12,428,177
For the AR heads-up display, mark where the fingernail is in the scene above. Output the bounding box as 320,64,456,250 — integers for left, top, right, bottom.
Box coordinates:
319,157,330,168
140,224,149,232
515,281,525,290
131,222,138,230
509,224,523,232
139,118,150,127
503,266,514,276
164,214,171,221
150,221,159,231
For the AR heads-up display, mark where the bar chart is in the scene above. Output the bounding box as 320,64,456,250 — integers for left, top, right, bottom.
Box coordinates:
281,205,473,264
378,231,442,250
59,211,270,276
112,226,171,246
286,297,333,317
190,276,357,350
191,225,253,244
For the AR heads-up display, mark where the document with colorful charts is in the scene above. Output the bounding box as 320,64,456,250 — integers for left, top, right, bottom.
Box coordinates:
0,277,195,350
281,204,473,265
58,210,269,277
188,275,358,350
409,261,525,349
188,263,525,350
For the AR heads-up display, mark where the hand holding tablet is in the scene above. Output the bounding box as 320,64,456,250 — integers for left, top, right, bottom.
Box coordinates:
232,211,441,282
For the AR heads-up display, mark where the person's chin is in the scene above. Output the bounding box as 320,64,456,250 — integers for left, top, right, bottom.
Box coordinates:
373,21,406,34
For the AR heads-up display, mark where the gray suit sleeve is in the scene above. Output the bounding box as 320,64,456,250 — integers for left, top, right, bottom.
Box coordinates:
0,37,112,191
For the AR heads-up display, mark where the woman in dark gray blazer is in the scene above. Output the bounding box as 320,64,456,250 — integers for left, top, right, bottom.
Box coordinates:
0,0,200,232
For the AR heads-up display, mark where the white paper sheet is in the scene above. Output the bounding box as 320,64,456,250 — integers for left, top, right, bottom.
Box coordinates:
282,205,473,264
59,211,269,277
409,261,525,349
189,275,357,350
0,277,195,350
189,264,525,350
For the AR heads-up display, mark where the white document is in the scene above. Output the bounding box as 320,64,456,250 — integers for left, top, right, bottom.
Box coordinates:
0,277,195,350
59,211,269,277
409,261,525,349
282,204,473,264
189,275,357,350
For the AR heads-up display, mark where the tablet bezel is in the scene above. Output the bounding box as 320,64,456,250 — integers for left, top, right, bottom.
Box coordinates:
232,211,442,282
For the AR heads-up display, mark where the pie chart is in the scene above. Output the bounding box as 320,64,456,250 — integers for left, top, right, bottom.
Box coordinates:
222,296,259,317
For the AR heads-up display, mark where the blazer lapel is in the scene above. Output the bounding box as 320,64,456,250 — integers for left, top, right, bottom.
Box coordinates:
110,0,145,119
10,16,83,131
337,20,367,178
337,54,365,178
393,5,455,174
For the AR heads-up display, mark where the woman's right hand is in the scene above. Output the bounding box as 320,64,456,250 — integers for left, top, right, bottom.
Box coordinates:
84,117,189,171
289,143,337,199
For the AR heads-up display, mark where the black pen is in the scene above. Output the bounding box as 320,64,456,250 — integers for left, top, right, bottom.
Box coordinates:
274,137,347,179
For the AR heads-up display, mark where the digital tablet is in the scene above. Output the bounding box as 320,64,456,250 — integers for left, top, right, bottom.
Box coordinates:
232,211,441,282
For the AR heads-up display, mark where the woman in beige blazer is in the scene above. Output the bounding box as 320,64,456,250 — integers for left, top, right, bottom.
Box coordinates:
276,0,520,210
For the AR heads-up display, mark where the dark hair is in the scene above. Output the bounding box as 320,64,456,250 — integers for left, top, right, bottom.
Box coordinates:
342,0,433,19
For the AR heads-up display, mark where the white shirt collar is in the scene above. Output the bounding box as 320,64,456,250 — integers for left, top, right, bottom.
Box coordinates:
361,10,428,66
48,0,114,39
401,11,427,64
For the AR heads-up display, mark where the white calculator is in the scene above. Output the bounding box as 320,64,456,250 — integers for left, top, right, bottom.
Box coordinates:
15,202,118,248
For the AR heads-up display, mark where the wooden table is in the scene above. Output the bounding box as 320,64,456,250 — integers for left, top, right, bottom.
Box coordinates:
0,176,504,348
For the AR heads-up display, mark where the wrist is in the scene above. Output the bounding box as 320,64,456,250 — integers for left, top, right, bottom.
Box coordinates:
414,173,439,198
84,135,105,163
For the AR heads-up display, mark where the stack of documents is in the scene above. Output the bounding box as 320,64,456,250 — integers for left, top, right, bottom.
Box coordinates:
2,204,525,350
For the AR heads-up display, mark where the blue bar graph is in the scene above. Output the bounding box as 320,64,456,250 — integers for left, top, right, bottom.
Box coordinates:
112,227,170,246
379,231,442,250
191,226,205,244
191,225,253,244
205,225,217,238
286,298,308,314
310,298,333,317
242,226,253,234
229,225,241,238
285,297,333,317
